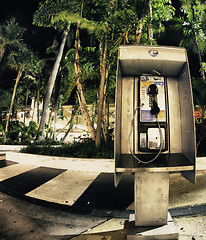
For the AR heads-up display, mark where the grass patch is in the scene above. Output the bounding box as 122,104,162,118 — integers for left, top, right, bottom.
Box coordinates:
20,139,114,159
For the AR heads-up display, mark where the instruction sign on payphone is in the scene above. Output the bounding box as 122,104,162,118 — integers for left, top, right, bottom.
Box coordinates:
138,75,168,152
140,76,166,122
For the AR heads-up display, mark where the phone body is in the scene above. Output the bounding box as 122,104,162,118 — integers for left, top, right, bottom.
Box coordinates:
138,75,169,152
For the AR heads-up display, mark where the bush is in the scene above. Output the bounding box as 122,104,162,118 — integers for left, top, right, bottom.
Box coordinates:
196,118,206,156
21,139,114,159
2,121,39,144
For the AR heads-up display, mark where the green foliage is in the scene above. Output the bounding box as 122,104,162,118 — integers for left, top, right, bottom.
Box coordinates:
2,1,202,146
3,121,38,144
0,123,3,131
0,89,12,112
0,17,25,39
6,44,37,73
192,77,206,114
196,118,206,156
32,0,177,121
202,62,206,72
21,138,114,159
63,44,100,104
52,11,102,32
0,18,26,62
152,0,175,22
192,77,206,156
33,0,104,32
33,0,71,28
171,0,206,55
107,7,139,45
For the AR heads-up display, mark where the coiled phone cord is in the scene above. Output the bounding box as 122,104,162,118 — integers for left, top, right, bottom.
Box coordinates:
128,106,163,164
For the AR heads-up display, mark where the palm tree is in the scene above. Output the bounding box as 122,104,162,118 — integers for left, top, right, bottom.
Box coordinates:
33,0,73,139
37,30,68,139
0,18,25,62
29,58,48,124
4,45,37,141
34,0,97,140
33,0,176,146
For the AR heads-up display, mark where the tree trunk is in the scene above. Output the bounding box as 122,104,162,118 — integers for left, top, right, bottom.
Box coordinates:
24,88,29,124
147,0,153,43
101,62,110,142
53,101,58,141
74,23,95,140
31,98,36,121
0,42,6,62
46,108,53,140
136,19,143,45
61,106,79,142
38,30,68,139
37,88,40,124
4,66,23,142
95,35,108,148
53,76,62,141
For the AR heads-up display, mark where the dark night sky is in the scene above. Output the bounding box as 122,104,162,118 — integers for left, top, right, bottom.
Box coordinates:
0,0,40,24
0,0,57,89
0,0,56,53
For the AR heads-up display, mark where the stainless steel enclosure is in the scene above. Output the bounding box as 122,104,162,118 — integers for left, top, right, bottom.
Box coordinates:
115,46,196,187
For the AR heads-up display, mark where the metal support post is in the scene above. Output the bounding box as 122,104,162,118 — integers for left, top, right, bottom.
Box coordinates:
127,171,178,240
134,171,169,226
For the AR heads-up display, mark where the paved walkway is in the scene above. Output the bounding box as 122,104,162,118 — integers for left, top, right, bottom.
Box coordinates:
1,151,206,239
1,152,206,213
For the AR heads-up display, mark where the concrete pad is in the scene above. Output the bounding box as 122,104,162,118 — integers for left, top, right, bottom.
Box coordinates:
84,218,126,234
0,164,36,181
196,157,206,172
127,213,178,240
127,222,178,240
26,170,99,205
169,172,206,209
173,215,206,240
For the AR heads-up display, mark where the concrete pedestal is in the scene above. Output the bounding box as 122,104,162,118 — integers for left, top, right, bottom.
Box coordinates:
134,172,169,226
127,213,178,240
127,172,178,239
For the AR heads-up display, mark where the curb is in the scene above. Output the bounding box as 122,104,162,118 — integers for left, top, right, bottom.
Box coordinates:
91,204,206,219
6,151,114,173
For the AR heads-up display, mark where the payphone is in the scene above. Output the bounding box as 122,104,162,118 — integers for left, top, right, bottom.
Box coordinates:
115,45,196,180
138,75,167,152
128,75,168,164
114,46,196,234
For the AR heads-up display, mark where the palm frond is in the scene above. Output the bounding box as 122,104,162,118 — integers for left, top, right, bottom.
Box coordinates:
52,11,105,32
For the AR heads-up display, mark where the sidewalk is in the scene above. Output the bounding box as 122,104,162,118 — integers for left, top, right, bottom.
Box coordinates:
0,151,206,239
1,152,206,210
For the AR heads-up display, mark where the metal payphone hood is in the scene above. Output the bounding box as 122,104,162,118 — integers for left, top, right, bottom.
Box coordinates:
119,45,187,77
115,45,196,187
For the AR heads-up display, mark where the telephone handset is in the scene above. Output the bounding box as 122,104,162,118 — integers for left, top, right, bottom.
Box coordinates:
147,84,160,116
